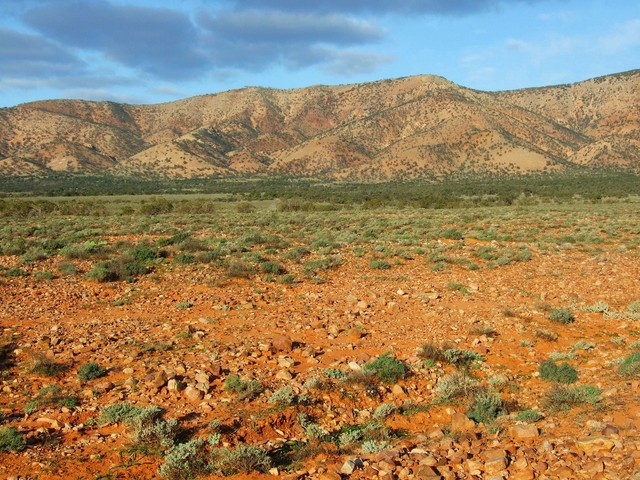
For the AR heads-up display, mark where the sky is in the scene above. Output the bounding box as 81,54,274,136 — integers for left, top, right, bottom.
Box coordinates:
0,0,638,108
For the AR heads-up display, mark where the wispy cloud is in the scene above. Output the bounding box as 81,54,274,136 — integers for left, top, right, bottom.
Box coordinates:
233,0,545,16
0,27,83,77
506,34,582,63
599,18,640,54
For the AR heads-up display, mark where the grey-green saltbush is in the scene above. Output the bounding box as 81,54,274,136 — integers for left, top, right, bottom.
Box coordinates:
372,403,396,420
210,444,272,475
158,439,206,479
268,386,295,406
434,372,476,404
362,439,390,453
467,390,504,425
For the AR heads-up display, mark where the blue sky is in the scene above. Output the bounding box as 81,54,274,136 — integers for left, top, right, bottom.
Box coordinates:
0,0,638,108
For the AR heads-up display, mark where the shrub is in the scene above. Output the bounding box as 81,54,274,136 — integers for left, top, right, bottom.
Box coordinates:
434,372,477,404
127,405,178,448
224,375,262,401
323,368,345,379
3,267,28,277
127,244,157,262
226,259,254,278
363,354,408,384
236,202,256,213
57,261,78,276
60,240,105,259
534,329,558,341
619,351,640,377
467,389,505,424
139,197,173,215
86,256,149,282
268,386,295,406
517,410,543,423
362,439,390,453
368,259,391,270
447,282,469,294
158,439,207,479
211,444,272,475
29,353,66,377
173,253,196,265
260,261,284,275
543,384,601,411
343,371,379,397
0,426,25,452
100,403,178,448
418,343,448,362
99,403,143,424
372,403,396,420
443,348,484,370
78,362,107,382
440,228,463,240
281,246,310,262
25,385,79,415
538,360,578,384
548,309,575,324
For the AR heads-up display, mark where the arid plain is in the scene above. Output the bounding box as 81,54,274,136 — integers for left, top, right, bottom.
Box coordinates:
2,193,640,479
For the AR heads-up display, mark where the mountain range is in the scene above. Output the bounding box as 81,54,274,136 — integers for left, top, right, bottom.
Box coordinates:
1,70,638,180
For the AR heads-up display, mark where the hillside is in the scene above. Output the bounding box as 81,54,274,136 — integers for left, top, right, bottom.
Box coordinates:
1,70,638,180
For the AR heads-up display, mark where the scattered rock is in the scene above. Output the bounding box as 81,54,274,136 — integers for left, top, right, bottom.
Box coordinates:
340,457,364,475
575,436,616,454
510,424,539,439
184,385,204,402
451,412,475,432
271,334,293,352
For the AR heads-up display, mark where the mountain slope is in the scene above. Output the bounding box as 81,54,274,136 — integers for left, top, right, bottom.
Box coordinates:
1,70,638,180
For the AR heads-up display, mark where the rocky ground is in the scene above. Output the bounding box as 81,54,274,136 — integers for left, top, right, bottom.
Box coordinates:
1,203,640,479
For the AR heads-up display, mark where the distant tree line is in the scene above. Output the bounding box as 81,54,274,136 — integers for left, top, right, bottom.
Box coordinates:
0,170,638,216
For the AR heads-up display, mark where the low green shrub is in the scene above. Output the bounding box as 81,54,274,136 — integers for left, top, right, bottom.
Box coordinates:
548,309,575,324
361,439,390,453
517,409,543,423
78,362,107,382
467,389,505,425
210,444,272,475
0,426,25,452
619,351,640,377
368,259,391,270
260,261,284,275
363,354,408,384
543,384,601,411
539,360,578,384
442,348,484,370
224,375,263,401
100,403,178,448
99,403,143,424
25,385,79,415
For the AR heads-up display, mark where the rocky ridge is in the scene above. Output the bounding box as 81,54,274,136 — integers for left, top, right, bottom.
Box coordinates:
0,70,638,180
